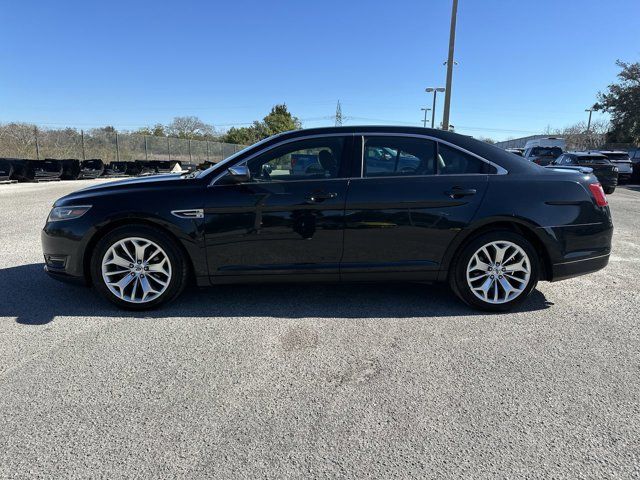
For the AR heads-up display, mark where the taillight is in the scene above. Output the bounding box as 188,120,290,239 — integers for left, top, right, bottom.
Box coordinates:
588,183,608,207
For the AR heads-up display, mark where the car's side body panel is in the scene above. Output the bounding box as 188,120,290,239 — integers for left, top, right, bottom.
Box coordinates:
203,178,349,281
42,177,208,285
341,175,488,280
435,172,613,281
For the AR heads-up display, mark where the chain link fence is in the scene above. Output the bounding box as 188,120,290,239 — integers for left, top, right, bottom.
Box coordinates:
0,123,246,164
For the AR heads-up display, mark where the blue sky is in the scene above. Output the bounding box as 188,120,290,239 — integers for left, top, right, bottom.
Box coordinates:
1,0,639,140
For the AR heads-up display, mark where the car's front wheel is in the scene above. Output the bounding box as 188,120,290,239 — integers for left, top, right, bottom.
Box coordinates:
603,186,615,195
450,231,539,311
90,225,188,310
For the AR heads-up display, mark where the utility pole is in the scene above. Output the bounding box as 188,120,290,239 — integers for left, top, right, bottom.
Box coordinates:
335,100,343,126
425,87,445,129
80,129,86,160
585,108,594,133
441,0,459,131
421,107,431,128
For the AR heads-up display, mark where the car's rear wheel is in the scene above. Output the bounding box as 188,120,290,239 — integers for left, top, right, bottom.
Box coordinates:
603,186,615,195
450,231,539,311
90,225,188,310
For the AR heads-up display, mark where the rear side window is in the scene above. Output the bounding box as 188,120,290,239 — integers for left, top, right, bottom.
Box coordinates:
437,143,497,174
363,137,436,177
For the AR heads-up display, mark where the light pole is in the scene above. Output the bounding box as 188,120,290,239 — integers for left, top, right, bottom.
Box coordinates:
442,0,459,131
425,87,445,129
585,108,594,133
421,107,431,128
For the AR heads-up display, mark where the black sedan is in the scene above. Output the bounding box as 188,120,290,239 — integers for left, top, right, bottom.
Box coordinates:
42,126,613,311
549,152,619,194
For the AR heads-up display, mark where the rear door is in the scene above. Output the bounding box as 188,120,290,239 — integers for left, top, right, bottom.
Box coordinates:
341,135,493,280
204,135,353,281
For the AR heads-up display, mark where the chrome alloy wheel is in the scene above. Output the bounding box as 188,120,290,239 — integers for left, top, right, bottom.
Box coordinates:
101,237,172,304
466,240,531,304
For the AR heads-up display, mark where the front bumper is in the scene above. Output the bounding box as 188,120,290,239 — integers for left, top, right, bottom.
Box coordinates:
43,264,86,284
41,226,89,284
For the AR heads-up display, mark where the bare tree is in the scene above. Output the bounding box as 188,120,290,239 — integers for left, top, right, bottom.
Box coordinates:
166,116,215,139
0,123,38,158
555,119,610,150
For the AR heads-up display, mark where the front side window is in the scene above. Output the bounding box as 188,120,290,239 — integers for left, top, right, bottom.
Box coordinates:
364,137,436,177
246,137,345,182
437,143,497,174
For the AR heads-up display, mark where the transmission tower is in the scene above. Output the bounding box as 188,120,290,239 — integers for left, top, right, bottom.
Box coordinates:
334,100,343,126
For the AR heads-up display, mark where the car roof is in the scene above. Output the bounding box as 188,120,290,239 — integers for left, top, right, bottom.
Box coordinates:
271,126,537,174
598,150,628,154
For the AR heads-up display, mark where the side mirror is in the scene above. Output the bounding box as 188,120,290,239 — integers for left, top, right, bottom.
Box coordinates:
226,165,251,183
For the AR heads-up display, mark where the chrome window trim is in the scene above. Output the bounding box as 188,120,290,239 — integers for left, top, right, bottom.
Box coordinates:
359,132,508,176
208,131,508,187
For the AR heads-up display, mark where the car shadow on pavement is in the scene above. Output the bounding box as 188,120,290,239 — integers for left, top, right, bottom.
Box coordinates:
1,263,553,325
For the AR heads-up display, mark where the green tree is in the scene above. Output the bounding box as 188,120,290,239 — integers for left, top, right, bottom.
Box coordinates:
135,123,166,137
222,126,261,145
261,104,301,136
221,104,301,144
595,60,640,143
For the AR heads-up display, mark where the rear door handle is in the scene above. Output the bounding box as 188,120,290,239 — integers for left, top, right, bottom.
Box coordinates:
306,191,338,203
445,187,477,199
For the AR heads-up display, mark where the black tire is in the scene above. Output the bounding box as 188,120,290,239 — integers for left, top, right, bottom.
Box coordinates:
449,230,540,312
90,225,188,310
603,186,615,195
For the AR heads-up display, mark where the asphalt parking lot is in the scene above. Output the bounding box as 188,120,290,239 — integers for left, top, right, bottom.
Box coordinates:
0,179,639,479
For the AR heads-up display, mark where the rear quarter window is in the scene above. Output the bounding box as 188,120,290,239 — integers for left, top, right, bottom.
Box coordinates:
437,143,497,174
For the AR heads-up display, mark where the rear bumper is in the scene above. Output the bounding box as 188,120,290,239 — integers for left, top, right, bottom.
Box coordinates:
538,216,613,282
596,174,618,189
551,253,610,282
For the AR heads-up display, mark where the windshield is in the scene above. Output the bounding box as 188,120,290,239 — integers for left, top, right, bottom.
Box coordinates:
531,147,562,158
195,135,280,178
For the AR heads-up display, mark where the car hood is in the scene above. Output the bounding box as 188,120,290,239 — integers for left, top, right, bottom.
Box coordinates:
78,173,186,192
55,174,192,205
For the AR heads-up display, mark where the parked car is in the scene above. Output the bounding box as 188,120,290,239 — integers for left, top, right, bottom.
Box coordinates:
627,149,640,182
42,126,613,312
598,150,633,183
523,138,566,165
549,152,618,194
505,148,524,157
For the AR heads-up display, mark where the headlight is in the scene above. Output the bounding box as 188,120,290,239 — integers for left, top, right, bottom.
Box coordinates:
613,166,619,172
48,205,92,222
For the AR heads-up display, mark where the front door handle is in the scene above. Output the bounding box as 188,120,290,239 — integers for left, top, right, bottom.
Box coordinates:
445,187,477,199
306,191,338,203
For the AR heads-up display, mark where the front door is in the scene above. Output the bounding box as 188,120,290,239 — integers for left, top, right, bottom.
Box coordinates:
204,135,353,282
341,135,492,280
